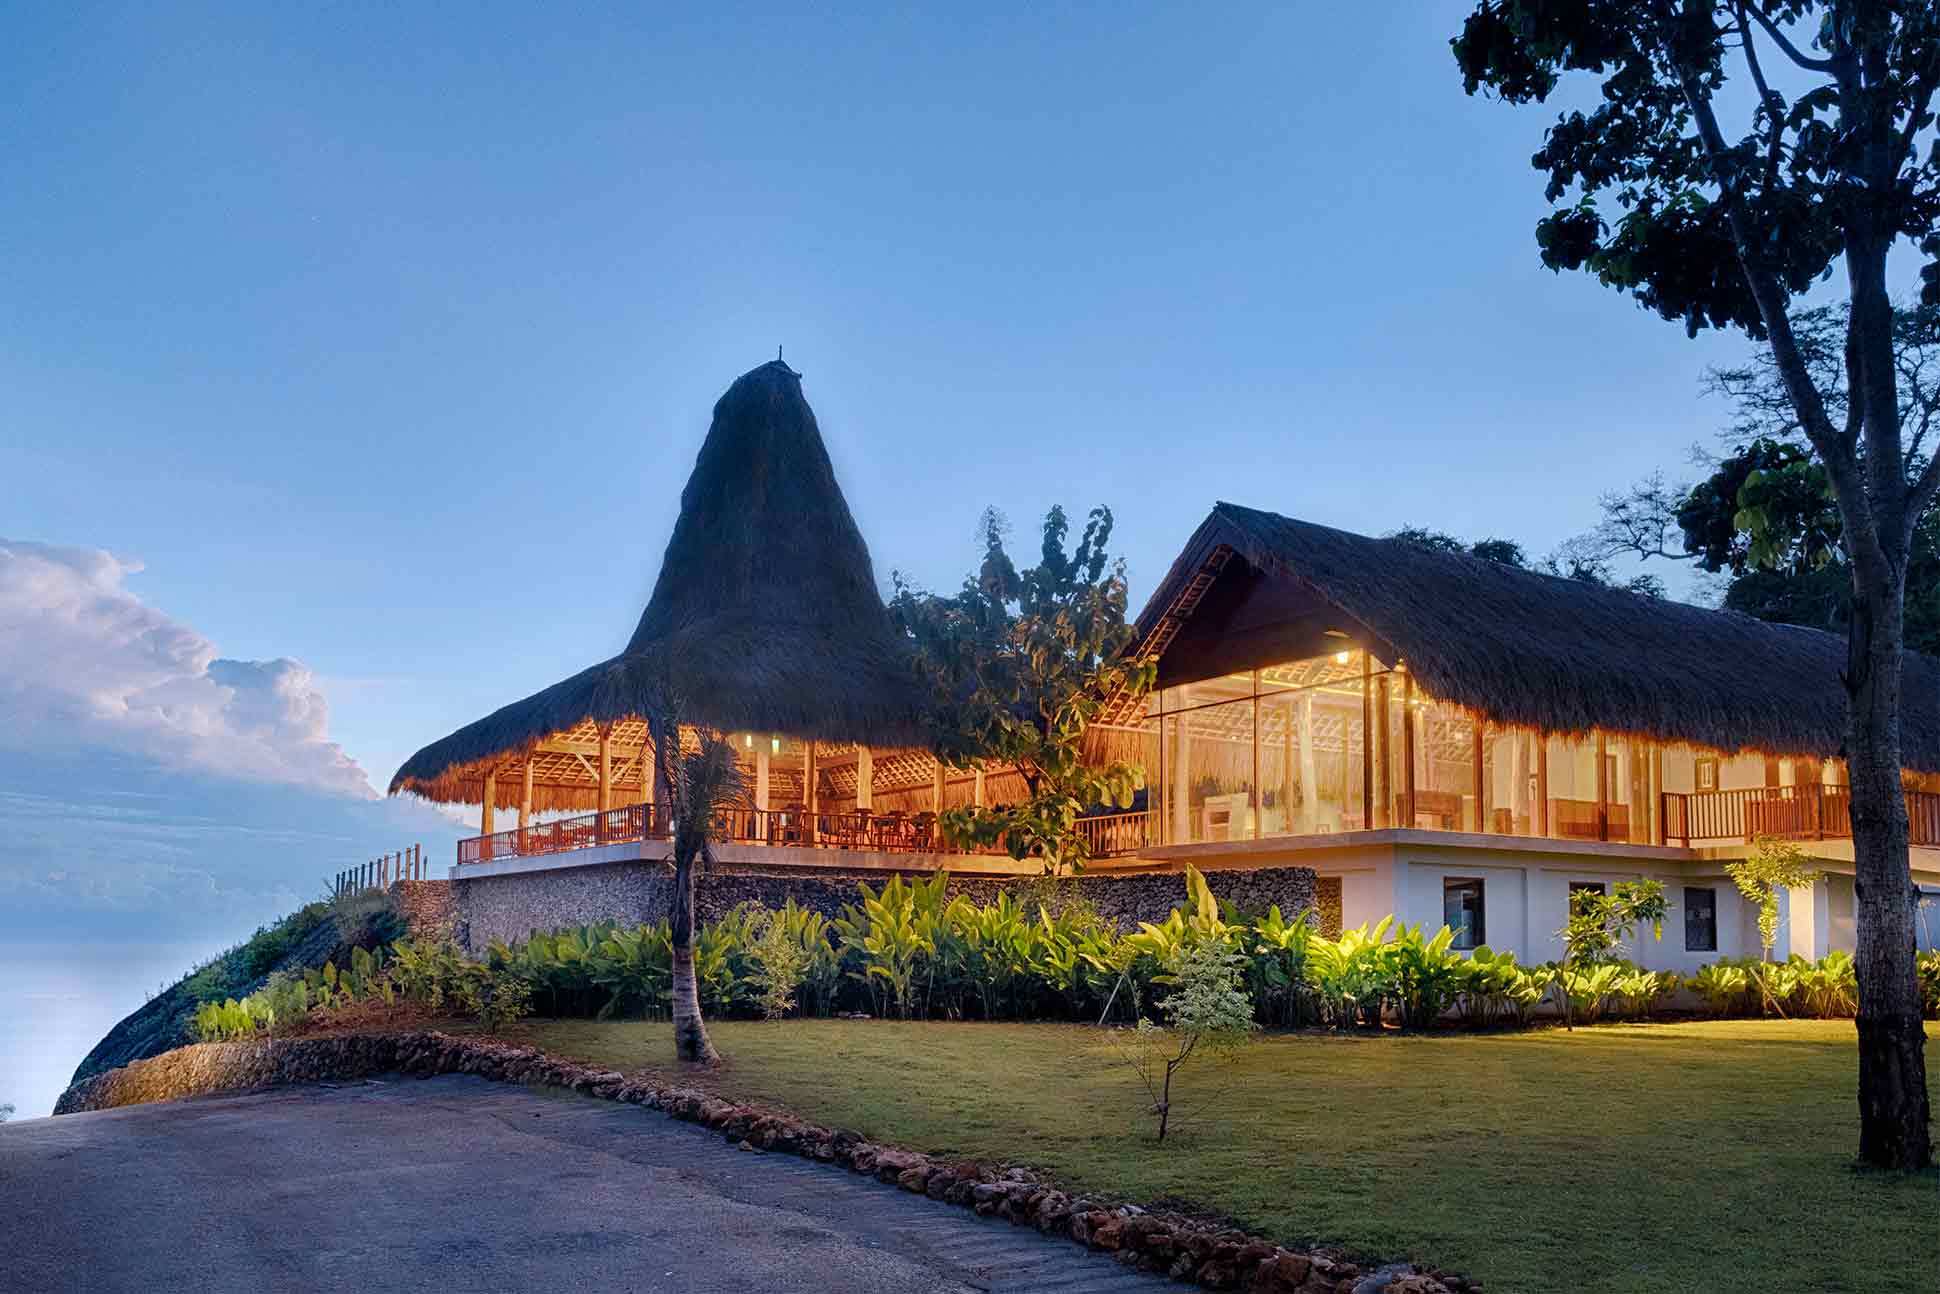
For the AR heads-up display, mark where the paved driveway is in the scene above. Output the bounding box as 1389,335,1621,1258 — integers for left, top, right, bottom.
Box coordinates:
0,1075,1164,1293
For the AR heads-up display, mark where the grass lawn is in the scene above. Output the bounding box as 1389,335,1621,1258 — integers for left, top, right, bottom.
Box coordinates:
507,1017,1937,1294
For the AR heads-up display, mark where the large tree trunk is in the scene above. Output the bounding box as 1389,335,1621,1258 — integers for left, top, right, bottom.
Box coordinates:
1846,570,1932,1170
669,849,718,1065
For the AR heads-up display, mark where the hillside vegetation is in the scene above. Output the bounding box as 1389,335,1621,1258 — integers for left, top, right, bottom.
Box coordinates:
66,889,404,1087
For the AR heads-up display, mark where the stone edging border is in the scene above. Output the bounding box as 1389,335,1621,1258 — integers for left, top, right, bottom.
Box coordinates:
56,1031,1472,1294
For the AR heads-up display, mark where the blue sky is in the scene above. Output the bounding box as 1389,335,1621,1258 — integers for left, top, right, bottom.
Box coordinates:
0,4,1880,1113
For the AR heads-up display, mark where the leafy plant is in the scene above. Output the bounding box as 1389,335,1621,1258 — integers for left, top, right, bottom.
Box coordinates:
1116,939,1257,1140
747,905,812,1021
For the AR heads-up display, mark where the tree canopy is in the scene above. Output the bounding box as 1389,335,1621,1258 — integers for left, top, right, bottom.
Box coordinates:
891,506,1153,873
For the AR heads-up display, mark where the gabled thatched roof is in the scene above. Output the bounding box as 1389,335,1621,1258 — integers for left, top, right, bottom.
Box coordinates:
1137,502,1940,771
390,360,930,806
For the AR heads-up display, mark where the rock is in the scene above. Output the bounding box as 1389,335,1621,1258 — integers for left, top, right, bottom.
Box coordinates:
1252,1251,1311,1292
1091,1219,1125,1252
1169,1252,1199,1281
1198,1260,1240,1290
1351,1263,1416,1293
896,1165,931,1193
737,1139,755,1151
1235,1241,1279,1274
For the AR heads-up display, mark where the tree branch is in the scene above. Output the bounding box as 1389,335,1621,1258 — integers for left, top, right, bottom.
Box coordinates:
1741,1,1835,73
1734,2,1787,186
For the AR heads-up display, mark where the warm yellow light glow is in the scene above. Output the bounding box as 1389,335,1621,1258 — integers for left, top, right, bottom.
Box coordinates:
771,736,781,754
744,733,753,748
1334,650,1351,665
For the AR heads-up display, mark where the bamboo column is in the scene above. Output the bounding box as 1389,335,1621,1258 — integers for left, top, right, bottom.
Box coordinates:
519,760,533,839
1472,721,1486,833
598,726,614,817
856,746,874,811
805,741,819,843
1297,691,1316,834
1595,731,1610,841
481,767,497,860
932,762,946,813
1373,673,1392,828
1537,735,1552,836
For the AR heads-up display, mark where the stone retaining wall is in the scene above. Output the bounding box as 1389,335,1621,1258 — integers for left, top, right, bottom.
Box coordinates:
452,862,1318,951
54,1030,1463,1293
392,879,455,939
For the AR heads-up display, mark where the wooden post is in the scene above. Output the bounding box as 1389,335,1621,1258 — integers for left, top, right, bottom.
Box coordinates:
519,760,534,840
755,743,771,812
805,741,819,843
1537,734,1551,836
1250,680,1262,840
1361,653,1373,830
481,767,497,860
1651,744,1666,845
974,764,987,808
932,761,946,813
1402,672,1417,828
856,746,874,811
1373,671,1391,828
598,726,614,817
1171,716,1190,841
1472,719,1486,833
1595,731,1609,842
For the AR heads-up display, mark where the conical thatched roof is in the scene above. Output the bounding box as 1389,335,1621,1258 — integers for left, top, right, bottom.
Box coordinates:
390,360,930,807
1137,503,1940,771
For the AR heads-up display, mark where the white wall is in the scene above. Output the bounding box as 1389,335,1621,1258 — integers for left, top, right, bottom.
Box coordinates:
1385,853,1759,970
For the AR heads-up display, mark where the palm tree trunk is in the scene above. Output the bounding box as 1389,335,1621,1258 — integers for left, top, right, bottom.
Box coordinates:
670,850,718,1065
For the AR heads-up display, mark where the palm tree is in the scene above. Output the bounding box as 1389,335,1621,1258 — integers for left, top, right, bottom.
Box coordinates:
647,707,746,1064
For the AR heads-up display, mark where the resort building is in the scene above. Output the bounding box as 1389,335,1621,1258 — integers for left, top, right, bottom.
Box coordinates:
393,360,1940,967
1102,504,1940,968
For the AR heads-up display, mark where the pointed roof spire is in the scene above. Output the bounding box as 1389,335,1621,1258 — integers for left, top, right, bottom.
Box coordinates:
389,360,928,804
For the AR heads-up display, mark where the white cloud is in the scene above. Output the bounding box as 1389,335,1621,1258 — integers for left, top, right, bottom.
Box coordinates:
0,539,373,797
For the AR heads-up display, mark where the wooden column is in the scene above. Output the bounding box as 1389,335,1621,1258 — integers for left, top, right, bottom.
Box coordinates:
519,761,533,831
856,746,874,811
1595,730,1610,842
1372,672,1391,828
1250,680,1262,840
805,741,819,843
1537,735,1551,836
1171,716,1191,841
1509,732,1527,834
1651,743,1667,846
974,764,987,807
1296,693,1316,834
1402,672,1418,828
481,767,497,859
932,761,946,813
1361,654,1373,829
755,743,771,812
1472,720,1486,833
598,726,614,816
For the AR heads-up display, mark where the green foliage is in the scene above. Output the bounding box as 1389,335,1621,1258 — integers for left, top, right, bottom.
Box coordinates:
746,905,812,1020
1726,837,1821,963
1559,879,1669,969
454,964,533,1034
892,505,1155,874
1117,939,1259,1140
1919,951,1940,1019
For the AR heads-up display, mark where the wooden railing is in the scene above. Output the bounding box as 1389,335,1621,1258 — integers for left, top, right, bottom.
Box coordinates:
1076,811,1151,859
333,844,428,895
1662,785,1940,847
458,805,1029,866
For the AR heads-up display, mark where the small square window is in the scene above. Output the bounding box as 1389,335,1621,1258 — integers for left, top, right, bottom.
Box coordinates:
1685,886,1718,952
1568,880,1608,916
1444,877,1485,950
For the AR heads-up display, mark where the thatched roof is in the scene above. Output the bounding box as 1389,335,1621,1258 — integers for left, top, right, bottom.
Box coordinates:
1135,503,1940,771
390,360,931,806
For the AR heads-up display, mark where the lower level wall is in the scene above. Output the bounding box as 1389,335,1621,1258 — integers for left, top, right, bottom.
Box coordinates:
391,879,455,939
451,861,1318,952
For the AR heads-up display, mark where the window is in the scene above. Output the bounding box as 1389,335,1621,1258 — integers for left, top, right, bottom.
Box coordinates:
1695,758,1719,791
1444,877,1486,950
1685,886,1718,952
1568,880,1607,916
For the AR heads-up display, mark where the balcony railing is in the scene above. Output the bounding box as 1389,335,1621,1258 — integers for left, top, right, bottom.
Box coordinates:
1662,784,1940,848
458,805,1152,867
